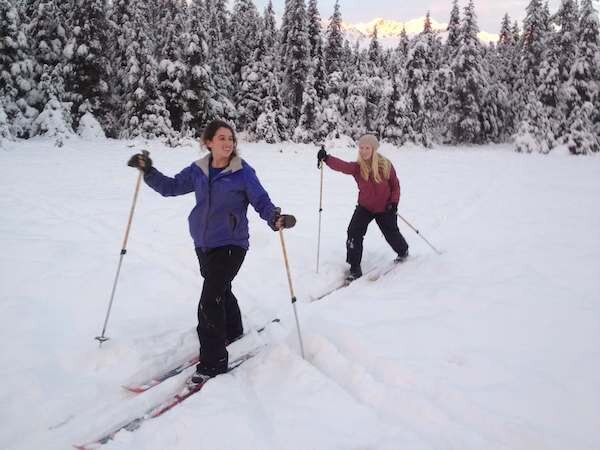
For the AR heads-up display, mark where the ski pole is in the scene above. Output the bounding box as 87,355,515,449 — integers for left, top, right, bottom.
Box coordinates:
316,156,324,273
96,150,148,345
397,213,443,255
278,227,305,359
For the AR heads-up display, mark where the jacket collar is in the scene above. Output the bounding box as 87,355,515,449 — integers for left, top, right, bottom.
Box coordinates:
195,153,243,177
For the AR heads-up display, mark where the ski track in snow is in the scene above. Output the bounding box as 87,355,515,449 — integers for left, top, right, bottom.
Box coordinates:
1,138,599,450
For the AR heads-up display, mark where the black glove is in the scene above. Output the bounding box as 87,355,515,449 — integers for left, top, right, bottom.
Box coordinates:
127,150,152,173
269,207,297,231
317,146,328,166
386,202,398,215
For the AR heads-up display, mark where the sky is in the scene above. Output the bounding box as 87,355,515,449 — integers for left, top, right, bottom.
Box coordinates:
252,0,573,34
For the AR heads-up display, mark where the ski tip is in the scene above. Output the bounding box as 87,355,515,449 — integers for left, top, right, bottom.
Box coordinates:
122,385,147,393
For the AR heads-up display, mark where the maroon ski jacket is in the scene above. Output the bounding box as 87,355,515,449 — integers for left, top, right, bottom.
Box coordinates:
325,155,400,213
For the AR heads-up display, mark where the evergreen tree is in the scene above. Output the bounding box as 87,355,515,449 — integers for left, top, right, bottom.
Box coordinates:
244,1,286,140
344,61,367,139
121,0,174,140
229,0,261,84
446,0,461,58
496,13,521,136
157,0,188,133
182,0,220,136
262,0,277,51
1,0,35,137
448,0,487,144
108,0,137,136
395,25,410,62
26,0,70,112
403,13,440,147
521,0,550,89
367,25,381,65
281,0,310,127
64,0,112,133
293,70,325,142
382,73,410,145
564,0,600,153
306,0,322,59
555,0,580,82
204,0,235,114
324,0,343,74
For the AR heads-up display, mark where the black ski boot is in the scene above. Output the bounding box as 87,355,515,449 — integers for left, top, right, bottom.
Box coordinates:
395,251,409,263
191,370,213,384
345,266,362,282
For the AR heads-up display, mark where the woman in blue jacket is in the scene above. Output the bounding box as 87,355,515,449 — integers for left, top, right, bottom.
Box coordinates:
128,120,294,383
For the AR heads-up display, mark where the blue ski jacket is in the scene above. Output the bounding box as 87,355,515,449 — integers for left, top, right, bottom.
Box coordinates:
143,154,278,250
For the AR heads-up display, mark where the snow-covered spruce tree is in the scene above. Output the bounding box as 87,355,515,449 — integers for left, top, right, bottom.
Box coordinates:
324,0,343,74
321,69,347,139
256,68,289,142
0,96,11,145
278,0,292,64
514,92,554,153
382,73,411,146
306,0,322,59
230,0,262,131
25,0,73,127
447,0,487,145
289,0,325,143
120,1,174,141
517,0,551,114
403,14,438,147
307,0,326,102
445,0,461,59
236,0,279,138
293,70,325,142
156,0,187,133
280,0,310,130
182,0,220,137
566,102,598,154
229,0,260,85
555,0,580,82
495,13,521,137
367,25,381,66
396,25,410,61
481,43,510,143
262,0,277,51
563,0,600,153
108,0,138,136
30,70,74,146
1,0,36,138
364,27,387,137
204,0,235,118
320,1,348,139
344,63,367,140
63,0,112,134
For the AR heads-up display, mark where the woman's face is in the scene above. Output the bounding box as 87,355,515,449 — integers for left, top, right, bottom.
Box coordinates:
206,127,235,161
359,143,374,160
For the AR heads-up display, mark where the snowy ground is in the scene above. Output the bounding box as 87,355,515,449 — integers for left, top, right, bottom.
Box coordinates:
1,136,599,450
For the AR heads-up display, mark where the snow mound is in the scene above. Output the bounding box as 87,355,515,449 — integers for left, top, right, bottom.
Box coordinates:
77,112,106,141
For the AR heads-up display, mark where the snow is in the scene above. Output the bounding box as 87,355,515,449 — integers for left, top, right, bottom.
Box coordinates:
1,138,599,450
77,112,106,140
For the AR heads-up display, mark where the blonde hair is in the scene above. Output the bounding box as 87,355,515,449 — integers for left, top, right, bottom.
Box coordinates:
357,135,391,183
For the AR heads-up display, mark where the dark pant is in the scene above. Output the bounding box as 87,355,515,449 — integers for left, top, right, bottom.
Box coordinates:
346,205,409,269
195,246,246,376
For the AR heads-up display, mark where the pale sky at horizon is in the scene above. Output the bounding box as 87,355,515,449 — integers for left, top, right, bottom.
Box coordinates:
251,0,599,34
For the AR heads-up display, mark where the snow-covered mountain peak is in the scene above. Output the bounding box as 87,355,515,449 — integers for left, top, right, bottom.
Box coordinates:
339,16,499,46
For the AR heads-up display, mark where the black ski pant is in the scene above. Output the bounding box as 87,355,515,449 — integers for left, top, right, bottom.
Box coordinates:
346,205,409,269
195,245,246,376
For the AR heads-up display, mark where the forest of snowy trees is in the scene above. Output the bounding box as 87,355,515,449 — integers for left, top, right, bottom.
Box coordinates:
1,0,599,153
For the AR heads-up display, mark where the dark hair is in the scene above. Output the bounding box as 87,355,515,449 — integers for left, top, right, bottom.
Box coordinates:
201,120,237,154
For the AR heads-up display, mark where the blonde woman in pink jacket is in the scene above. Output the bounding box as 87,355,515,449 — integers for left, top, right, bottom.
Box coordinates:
317,135,409,281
